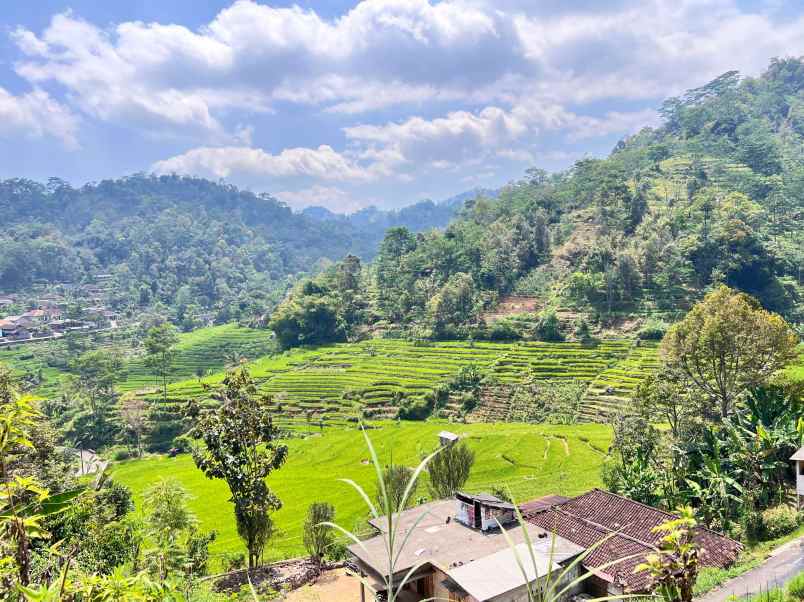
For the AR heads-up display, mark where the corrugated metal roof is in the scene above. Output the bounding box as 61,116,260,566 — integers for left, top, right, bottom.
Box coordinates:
446,543,561,601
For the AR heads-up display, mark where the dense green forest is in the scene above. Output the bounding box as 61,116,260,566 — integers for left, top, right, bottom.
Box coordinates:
0,176,465,324
272,58,804,346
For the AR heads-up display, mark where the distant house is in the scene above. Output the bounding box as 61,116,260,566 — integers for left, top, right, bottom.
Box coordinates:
792,446,804,510
0,319,15,338
523,489,742,595
21,309,47,323
347,489,742,601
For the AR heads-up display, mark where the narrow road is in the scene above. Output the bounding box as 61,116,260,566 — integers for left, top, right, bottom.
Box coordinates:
697,537,804,602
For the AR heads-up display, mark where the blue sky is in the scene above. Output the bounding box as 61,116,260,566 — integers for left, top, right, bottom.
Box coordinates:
1,1,803,212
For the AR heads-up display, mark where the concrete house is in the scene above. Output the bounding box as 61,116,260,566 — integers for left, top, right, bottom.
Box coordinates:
348,489,742,602
349,493,584,602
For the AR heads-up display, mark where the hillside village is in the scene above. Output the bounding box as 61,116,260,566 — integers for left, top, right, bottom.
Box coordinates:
0,275,119,344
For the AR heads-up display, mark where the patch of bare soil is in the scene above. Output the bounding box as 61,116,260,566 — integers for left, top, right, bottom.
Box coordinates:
284,567,364,602
481,295,541,323
213,558,322,595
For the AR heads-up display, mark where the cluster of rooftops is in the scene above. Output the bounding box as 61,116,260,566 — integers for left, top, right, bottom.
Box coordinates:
349,488,742,602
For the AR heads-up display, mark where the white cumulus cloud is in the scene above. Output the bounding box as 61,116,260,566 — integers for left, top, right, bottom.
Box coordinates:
0,87,79,148
152,145,372,181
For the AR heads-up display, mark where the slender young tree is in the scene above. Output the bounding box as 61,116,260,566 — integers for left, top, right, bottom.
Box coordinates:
427,441,475,499
303,502,335,566
143,323,179,404
188,367,288,569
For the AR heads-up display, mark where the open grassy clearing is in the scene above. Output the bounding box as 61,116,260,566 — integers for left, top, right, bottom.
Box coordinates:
145,338,658,441
785,345,804,383
110,421,611,566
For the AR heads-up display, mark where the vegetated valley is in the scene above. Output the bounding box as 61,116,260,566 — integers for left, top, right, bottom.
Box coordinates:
3,57,804,599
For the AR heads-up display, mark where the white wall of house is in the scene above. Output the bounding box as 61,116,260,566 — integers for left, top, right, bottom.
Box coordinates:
796,460,804,496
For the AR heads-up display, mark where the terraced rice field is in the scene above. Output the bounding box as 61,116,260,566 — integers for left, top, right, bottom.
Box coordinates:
146,338,659,443
111,421,612,564
118,323,274,392
582,341,661,420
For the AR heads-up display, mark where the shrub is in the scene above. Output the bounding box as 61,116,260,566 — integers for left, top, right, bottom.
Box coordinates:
487,319,521,341
787,571,804,601
303,502,335,565
397,397,432,420
761,504,799,540
112,448,132,461
223,552,245,572
535,310,563,342
172,434,193,453
638,318,669,340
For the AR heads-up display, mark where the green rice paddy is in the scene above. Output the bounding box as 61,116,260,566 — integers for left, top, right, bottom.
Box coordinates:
111,421,612,565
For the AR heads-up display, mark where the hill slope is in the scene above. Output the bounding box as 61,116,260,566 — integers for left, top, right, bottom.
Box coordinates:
273,58,804,346
0,176,471,324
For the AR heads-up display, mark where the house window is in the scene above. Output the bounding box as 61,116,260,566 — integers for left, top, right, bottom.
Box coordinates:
799,463,804,476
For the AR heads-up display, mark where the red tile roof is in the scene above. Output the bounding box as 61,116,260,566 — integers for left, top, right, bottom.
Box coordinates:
519,494,570,515
522,489,742,592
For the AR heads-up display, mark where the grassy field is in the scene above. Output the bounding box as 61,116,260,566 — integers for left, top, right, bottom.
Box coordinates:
786,345,804,383
111,421,612,566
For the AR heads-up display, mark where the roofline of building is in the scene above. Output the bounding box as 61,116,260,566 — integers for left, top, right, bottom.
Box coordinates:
585,488,743,548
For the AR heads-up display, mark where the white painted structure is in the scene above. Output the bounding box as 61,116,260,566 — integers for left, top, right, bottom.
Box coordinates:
793,447,804,509
439,430,459,447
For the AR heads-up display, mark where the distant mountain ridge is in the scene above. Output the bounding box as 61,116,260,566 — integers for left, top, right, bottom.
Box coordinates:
301,188,497,230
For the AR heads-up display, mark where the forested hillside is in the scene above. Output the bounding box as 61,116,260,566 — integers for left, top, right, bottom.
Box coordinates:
273,58,804,346
0,176,464,323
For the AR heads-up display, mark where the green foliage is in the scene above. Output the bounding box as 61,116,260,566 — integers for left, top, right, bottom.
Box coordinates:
188,367,288,568
638,318,669,340
787,571,804,601
637,507,701,602
661,286,799,420
535,310,563,342
376,463,418,511
0,176,456,325
760,505,800,540
427,441,475,499
302,502,335,564
602,412,662,505
144,322,179,404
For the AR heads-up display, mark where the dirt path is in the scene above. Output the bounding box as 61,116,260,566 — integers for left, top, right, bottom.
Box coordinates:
697,536,804,602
